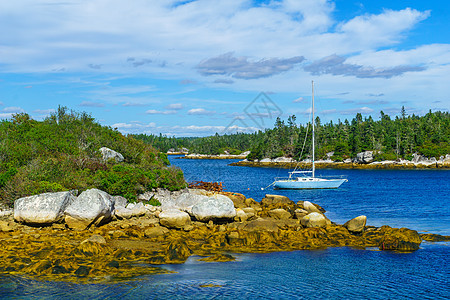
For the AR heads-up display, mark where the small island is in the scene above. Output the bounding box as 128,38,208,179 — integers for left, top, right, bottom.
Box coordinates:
0,108,449,284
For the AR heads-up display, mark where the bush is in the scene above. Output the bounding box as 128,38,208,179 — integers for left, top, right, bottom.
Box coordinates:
0,108,187,207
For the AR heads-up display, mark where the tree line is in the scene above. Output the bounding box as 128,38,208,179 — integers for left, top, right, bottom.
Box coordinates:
134,108,450,161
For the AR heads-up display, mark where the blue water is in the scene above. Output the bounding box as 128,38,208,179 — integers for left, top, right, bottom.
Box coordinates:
0,157,449,299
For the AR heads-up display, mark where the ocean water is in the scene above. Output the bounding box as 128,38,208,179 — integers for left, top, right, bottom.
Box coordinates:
0,157,449,299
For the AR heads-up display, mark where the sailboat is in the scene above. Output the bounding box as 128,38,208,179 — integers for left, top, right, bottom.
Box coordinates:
273,81,347,189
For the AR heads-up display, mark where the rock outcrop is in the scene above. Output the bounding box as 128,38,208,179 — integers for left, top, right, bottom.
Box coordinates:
64,189,115,230
355,151,374,164
159,209,191,229
14,191,75,225
344,215,367,233
99,147,124,162
2,189,445,284
300,212,327,228
191,194,236,222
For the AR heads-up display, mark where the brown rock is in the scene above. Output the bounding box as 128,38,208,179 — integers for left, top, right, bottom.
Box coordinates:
261,194,294,206
198,253,236,262
294,208,308,219
65,215,91,231
82,234,107,245
379,227,422,251
0,220,16,232
144,226,169,238
235,208,248,222
243,218,279,232
268,208,291,220
302,201,321,213
344,215,367,233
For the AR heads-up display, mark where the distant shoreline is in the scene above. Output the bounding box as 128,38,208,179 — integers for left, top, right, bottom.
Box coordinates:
172,153,248,159
229,160,450,169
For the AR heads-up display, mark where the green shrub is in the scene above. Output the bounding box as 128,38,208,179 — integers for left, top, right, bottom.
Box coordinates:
0,107,187,207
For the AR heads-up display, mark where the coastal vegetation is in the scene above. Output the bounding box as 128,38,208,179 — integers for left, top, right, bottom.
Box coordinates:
0,107,185,207
134,109,450,161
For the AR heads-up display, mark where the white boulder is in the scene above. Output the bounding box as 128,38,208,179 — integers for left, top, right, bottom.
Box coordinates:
64,188,115,230
301,212,327,228
159,209,191,229
303,201,321,213
355,151,374,164
14,191,75,224
191,194,236,222
99,147,124,162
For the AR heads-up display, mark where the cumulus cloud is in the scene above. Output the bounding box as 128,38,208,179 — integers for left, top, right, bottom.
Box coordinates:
187,108,216,115
304,54,425,78
0,106,25,119
337,8,430,49
197,52,305,79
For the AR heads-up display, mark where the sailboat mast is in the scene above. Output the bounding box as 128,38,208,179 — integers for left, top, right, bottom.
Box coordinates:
311,80,315,178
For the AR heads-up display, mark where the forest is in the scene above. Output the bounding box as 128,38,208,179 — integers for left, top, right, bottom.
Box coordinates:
0,107,185,207
134,108,450,162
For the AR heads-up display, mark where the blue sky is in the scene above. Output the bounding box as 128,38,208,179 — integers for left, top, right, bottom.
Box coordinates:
1,0,449,136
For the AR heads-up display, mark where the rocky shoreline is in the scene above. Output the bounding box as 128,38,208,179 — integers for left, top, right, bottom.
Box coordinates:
178,152,250,160
229,160,450,169
173,151,450,169
230,152,450,169
0,188,449,283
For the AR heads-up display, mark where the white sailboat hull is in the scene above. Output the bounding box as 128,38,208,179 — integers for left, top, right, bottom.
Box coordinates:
274,177,347,189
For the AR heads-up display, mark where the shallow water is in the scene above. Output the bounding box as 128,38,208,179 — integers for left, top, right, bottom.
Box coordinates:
0,157,449,299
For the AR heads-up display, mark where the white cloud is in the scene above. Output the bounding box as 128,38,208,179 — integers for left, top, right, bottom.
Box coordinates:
0,113,13,119
146,109,177,115
340,107,374,115
33,109,56,115
337,8,430,49
0,1,448,124
111,121,156,131
2,106,25,113
187,108,216,115
165,103,184,110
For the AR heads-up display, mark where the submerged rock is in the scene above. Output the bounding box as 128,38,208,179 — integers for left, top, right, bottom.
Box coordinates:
14,191,75,225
